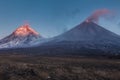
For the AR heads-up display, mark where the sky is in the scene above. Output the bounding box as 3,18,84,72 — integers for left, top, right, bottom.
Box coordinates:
0,0,120,38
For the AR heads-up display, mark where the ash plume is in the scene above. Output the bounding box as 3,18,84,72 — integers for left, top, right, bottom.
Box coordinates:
86,9,112,23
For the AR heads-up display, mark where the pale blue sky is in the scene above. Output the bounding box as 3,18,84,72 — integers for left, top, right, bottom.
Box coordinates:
0,0,120,38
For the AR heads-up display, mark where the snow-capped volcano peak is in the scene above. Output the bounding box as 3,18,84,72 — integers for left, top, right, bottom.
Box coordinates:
14,24,39,36
0,24,41,49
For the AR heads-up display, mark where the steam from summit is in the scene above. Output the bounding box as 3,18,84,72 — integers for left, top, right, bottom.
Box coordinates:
86,9,112,23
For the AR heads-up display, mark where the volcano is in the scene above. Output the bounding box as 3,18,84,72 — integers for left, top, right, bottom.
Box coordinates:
1,21,120,57
30,21,120,56
0,24,41,48
54,21,120,41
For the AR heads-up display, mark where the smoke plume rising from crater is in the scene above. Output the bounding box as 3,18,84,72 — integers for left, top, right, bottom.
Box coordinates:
86,9,113,23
